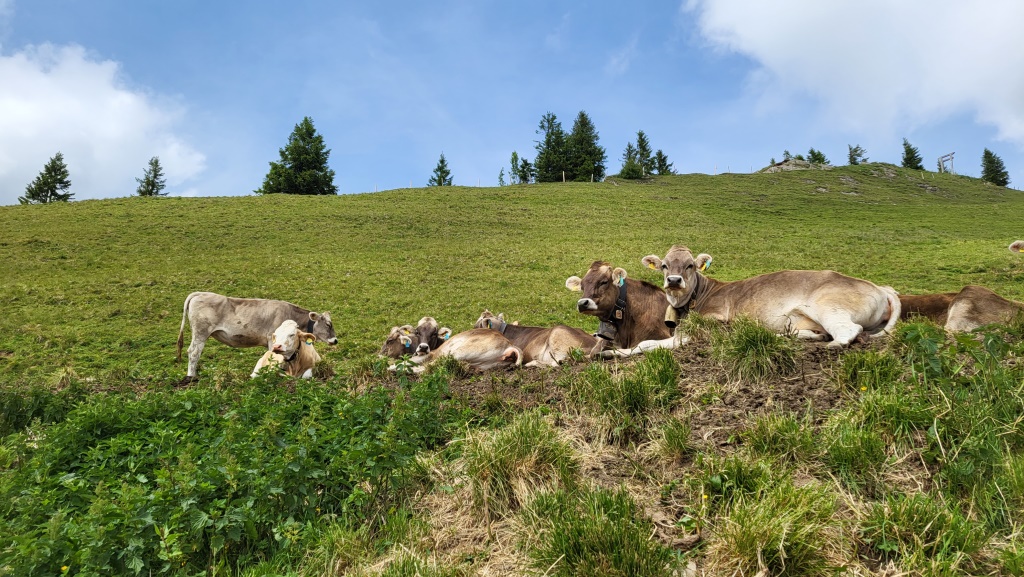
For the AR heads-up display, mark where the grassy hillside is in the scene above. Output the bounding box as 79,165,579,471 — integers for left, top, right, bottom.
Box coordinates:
2,163,1022,382
2,165,1024,576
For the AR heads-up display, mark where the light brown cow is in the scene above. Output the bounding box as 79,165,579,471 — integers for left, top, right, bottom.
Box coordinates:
899,292,958,325
1009,240,1024,253
565,262,683,353
395,328,523,374
945,285,1024,332
177,291,337,378
378,317,453,358
251,320,322,379
640,246,900,347
474,310,606,367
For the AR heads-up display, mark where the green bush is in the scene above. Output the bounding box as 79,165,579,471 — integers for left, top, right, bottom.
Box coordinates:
0,373,456,575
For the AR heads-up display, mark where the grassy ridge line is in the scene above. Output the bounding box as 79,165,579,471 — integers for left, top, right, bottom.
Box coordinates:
1,165,1022,382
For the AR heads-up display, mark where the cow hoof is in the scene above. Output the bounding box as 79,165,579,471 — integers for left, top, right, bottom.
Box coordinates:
179,375,199,386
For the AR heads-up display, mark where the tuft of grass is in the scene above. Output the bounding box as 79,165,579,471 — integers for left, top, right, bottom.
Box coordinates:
707,480,839,577
652,416,694,464
820,412,887,493
713,316,798,382
520,486,678,577
997,540,1024,576
857,387,933,448
377,552,466,577
462,410,578,519
690,451,784,512
677,311,723,345
834,349,904,392
425,355,472,379
742,412,816,464
860,492,988,574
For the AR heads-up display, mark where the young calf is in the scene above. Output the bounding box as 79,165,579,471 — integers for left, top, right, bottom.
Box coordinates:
395,328,523,374
474,310,605,367
251,320,322,379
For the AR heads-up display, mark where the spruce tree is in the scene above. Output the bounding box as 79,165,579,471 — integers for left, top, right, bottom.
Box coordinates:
901,138,924,170
509,151,521,185
981,148,1010,187
19,152,73,204
428,153,453,186
135,156,168,196
498,167,506,187
635,130,654,175
807,148,829,165
847,144,867,165
619,142,643,179
255,116,337,195
653,150,674,175
517,157,535,184
566,111,606,182
534,112,568,182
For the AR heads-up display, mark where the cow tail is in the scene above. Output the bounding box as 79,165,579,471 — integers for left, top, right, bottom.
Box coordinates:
506,346,524,367
177,293,195,361
882,287,901,335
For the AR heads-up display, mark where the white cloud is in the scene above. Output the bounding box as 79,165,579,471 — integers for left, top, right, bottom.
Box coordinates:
685,0,1024,144
605,37,638,77
0,43,205,204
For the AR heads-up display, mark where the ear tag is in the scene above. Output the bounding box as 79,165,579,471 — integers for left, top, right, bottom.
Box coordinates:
647,262,657,270
700,257,712,272
486,320,492,329
617,277,625,287
443,333,449,340
404,341,410,348
305,338,313,346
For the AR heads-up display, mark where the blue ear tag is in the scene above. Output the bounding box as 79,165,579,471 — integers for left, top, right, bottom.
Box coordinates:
443,333,449,340
617,277,625,287
701,257,712,272
404,341,410,348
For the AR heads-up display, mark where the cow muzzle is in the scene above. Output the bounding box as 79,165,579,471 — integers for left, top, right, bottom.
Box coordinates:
577,298,598,312
327,338,338,345
415,343,431,354
665,275,685,289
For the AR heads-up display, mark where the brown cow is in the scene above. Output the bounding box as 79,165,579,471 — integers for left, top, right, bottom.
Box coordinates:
640,246,900,347
251,320,322,379
564,262,683,353
394,328,523,374
945,285,1024,332
177,291,337,378
474,310,606,367
378,317,452,358
899,292,958,325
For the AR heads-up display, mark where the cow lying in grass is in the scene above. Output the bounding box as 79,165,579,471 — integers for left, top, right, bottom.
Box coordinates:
899,286,1023,332
565,262,685,354
899,292,958,325
379,317,452,358
640,245,900,347
474,310,606,367
391,328,522,374
178,291,336,379
1010,241,1024,253
251,320,321,379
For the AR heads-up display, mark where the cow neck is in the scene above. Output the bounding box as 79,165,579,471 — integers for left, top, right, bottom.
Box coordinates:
283,345,301,363
689,273,721,311
603,282,629,326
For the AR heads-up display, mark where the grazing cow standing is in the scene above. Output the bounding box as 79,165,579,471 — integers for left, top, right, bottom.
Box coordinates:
378,317,452,358
395,328,523,374
474,310,606,367
640,245,900,347
251,320,322,379
945,285,1024,332
565,262,682,353
177,291,337,378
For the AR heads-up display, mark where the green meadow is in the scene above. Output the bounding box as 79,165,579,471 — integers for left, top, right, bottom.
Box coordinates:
2,164,1024,575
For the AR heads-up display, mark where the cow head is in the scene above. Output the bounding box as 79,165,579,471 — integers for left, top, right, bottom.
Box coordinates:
474,310,506,330
641,245,712,308
379,325,416,357
413,316,452,354
565,261,628,318
269,320,317,359
308,312,338,345
1010,240,1024,253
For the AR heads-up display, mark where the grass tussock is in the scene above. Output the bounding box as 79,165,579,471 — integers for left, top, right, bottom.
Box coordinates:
713,316,798,383
742,412,817,464
650,415,695,464
821,411,888,493
707,480,842,577
519,486,678,577
462,411,578,519
834,348,904,392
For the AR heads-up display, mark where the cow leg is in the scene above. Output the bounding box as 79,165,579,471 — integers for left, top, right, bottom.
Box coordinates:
186,333,208,377
794,329,828,341
300,368,313,379
817,315,863,348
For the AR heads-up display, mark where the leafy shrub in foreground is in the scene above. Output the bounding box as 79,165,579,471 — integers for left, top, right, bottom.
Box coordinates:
0,379,90,437
0,373,455,576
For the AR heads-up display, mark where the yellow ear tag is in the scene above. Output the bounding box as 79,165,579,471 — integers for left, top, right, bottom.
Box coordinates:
647,262,657,270
305,338,313,346
700,257,712,272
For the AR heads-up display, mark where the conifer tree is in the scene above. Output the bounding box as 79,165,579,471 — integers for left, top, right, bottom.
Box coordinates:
255,116,337,195
901,138,924,170
20,152,73,204
135,156,168,196
981,148,1010,187
807,148,829,165
635,130,654,175
619,142,643,179
509,151,521,185
498,167,506,187
847,144,867,165
566,111,606,181
428,153,453,186
517,157,535,184
653,150,675,175
534,112,568,182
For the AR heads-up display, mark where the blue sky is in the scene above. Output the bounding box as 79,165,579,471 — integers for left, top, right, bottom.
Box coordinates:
1,0,1022,205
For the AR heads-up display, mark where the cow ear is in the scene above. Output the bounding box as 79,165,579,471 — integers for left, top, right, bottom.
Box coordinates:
399,335,412,347
641,255,663,270
1010,240,1024,253
565,276,582,292
308,312,321,322
612,268,627,286
399,324,414,335
439,327,452,340
497,313,505,321
696,253,713,272
300,331,317,343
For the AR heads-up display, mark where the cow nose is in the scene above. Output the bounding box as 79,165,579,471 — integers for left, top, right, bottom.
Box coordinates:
577,298,595,311
666,275,684,287
415,343,430,354
327,338,338,345
272,344,284,353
